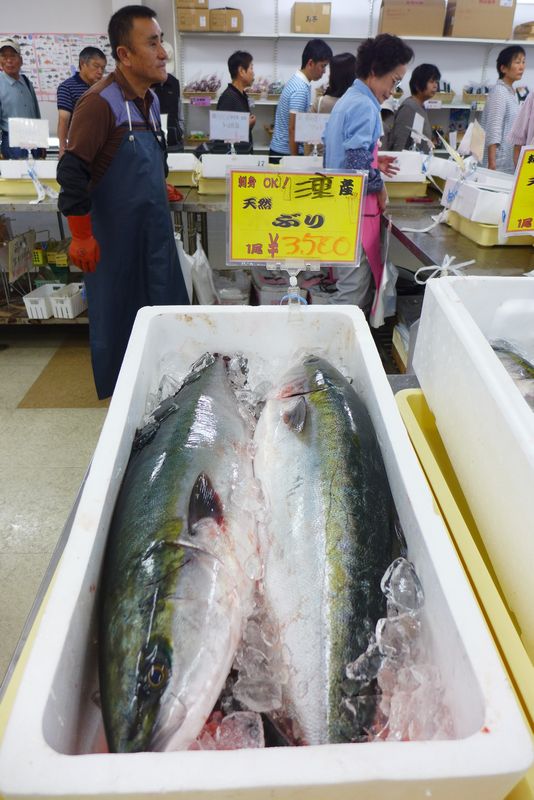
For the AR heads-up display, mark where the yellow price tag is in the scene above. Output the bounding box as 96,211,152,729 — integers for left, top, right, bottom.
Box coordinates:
505,147,534,235
228,170,365,263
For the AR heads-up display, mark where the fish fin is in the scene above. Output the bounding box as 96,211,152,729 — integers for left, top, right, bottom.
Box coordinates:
188,473,224,530
282,396,307,433
132,421,159,451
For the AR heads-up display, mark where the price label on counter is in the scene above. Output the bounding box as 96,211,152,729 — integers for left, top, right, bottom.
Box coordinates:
294,112,329,144
503,146,534,236
209,110,249,143
227,169,366,265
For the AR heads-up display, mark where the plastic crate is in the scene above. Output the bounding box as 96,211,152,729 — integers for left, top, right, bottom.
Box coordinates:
396,388,534,800
50,283,87,319
22,284,64,319
447,210,534,247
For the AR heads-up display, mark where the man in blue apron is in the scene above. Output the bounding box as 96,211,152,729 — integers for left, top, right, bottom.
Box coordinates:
57,4,189,399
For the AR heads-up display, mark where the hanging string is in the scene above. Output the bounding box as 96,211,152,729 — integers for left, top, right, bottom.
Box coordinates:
414,254,475,285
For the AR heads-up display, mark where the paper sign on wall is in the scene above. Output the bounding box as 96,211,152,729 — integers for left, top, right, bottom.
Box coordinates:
227,169,366,265
503,146,534,236
209,110,249,142
294,112,329,144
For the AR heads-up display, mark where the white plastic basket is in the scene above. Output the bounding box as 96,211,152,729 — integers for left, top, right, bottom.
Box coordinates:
50,283,87,319
22,284,64,320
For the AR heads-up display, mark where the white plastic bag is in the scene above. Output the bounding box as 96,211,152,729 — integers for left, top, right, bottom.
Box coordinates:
370,259,398,328
190,234,218,304
370,221,398,328
174,232,194,303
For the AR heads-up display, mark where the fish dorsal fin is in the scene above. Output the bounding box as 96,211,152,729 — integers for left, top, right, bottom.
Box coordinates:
188,472,223,531
282,396,307,433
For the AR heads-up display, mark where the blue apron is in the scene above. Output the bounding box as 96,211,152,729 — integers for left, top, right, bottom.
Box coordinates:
85,92,189,399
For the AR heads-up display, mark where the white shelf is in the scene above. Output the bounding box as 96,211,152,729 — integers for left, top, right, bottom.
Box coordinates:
183,98,279,106
178,31,534,45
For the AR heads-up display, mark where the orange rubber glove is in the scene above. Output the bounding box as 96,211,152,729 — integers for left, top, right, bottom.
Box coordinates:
166,183,183,202
67,214,100,273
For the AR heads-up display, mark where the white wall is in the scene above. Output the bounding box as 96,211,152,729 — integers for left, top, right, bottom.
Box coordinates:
4,0,534,136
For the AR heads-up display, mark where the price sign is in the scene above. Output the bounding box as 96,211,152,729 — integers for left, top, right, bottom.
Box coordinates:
7,229,35,282
227,169,366,265
294,112,329,144
209,110,249,143
503,146,534,236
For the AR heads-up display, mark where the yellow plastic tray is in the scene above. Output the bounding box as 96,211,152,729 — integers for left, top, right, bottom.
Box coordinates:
0,178,59,196
387,181,428,199
167,170,198,187
447,209,534,247
198,176,227,195
396,389,534,800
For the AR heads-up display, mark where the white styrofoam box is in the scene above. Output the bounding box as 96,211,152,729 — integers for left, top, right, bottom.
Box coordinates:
0,305,532,800
50,283,87,319
413,276,534,659
0,160,57,180
201,152,269,179
278,154,323,170
22,283,64,319
166,152,201,172
380,150,427,182
440,177,508,225
472,166,514,192
425,155,462,181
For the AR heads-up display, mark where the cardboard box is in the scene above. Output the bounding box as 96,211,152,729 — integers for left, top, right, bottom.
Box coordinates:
177,7,209,30
0,305,533,799
291,2,331,34
377,0,446,37
176,0,208,8
444,0,517,39
209,7,243,32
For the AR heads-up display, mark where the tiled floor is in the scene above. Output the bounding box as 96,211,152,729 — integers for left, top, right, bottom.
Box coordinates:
0,326,107,686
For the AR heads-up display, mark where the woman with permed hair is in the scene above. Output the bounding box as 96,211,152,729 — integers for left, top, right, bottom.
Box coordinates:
388,63,441,152
481,45,526,172
323,34,414,313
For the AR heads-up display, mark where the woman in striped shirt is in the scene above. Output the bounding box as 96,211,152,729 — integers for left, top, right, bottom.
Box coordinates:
482,45,526,173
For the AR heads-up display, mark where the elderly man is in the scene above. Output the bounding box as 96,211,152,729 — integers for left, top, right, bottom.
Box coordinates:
56,47,107,157
0,37,42,159
57,4,189,399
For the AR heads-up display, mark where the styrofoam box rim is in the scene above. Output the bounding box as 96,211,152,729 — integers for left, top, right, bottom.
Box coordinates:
412,276,534,659
0,305,532,799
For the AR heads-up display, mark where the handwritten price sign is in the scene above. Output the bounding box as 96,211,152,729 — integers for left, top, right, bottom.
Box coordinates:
504,146,534,235
228,169,365,264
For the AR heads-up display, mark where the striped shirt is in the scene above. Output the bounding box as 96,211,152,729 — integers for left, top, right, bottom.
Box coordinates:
270,70,311,154
57,72,91,114
508,90,534,149
482,79,520,173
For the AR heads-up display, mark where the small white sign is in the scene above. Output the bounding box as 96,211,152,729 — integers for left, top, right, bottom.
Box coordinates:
424,99,442,109
209,110,249,143
8,118,49,149
411,112,424,145
294,112,329,144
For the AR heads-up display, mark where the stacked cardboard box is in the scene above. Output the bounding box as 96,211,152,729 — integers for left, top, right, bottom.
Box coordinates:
177,0,210,31
444,0,517,38
290,3,331,34
377,0,446,36
210,7,243,32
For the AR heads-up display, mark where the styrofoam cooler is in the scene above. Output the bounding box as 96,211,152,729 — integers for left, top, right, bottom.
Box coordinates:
0,306,532,800
413,276,534,660
22,283,64,319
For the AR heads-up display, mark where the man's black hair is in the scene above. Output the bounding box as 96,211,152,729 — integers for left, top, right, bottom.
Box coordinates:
108,5,157,61
79,47,106,67
300,39,333,70
228,51,253,80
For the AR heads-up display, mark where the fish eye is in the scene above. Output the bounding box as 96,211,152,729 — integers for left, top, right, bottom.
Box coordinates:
147,662,168,690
